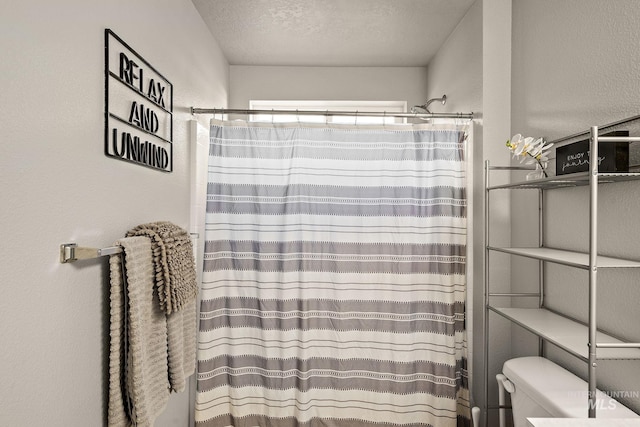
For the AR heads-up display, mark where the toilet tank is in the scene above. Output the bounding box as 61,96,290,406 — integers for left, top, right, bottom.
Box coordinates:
502,357,638,427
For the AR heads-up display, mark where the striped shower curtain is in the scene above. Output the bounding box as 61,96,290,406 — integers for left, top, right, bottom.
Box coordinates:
195,120,470,427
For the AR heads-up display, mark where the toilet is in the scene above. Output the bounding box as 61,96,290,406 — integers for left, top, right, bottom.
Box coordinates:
498,356,639,427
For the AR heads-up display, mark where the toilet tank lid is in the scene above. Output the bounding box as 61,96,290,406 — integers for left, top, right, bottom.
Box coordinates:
503,357,638,419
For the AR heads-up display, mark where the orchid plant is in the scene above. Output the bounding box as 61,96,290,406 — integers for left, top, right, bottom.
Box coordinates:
506,134,554,178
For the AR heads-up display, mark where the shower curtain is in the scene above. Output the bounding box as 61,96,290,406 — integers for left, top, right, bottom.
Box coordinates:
195,119,470,427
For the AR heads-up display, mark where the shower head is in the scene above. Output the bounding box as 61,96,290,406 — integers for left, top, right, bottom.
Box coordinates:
411,94,447,114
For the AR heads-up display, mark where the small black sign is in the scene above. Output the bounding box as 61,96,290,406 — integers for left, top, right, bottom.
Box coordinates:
556,131,629,175
104,29,173,172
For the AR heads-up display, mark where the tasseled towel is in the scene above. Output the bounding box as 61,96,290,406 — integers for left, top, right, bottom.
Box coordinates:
126,221,198,393
126,221,198,314
108,236,170,427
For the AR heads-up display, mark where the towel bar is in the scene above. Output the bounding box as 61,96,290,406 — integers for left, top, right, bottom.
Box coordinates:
60,233,199,263
60,243,123,263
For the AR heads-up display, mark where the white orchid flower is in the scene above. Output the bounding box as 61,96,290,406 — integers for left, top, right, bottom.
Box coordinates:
506,134,552,177
528,137,554,161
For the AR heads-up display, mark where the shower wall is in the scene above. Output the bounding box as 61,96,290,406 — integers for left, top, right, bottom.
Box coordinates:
0,0,228,425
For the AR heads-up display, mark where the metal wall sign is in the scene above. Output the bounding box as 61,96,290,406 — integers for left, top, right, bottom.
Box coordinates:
105,29,173,172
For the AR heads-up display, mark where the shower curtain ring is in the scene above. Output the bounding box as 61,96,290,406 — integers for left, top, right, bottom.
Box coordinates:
355,110,358,126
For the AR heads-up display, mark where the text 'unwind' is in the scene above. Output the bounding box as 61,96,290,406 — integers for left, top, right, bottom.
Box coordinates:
111,128,169,169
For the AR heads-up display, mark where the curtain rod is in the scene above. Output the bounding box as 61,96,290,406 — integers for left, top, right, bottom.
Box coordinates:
191,107,474,120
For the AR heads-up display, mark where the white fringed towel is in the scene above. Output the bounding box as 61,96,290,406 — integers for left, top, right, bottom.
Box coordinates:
108,236,170,427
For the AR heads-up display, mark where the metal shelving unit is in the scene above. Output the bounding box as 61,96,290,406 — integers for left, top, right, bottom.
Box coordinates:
483,126,640,426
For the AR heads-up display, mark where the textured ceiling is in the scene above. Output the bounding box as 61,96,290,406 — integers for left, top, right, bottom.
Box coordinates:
191,0,476,67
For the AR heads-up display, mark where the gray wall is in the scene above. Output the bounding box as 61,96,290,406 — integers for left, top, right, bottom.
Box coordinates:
0,0,229,425
229,65,428,111
511,0,640,414
426,0,482,118
427,0,486,411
